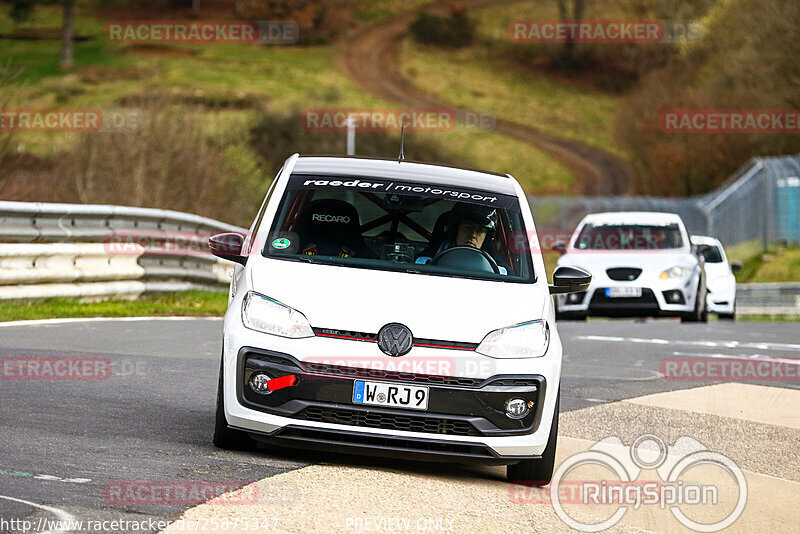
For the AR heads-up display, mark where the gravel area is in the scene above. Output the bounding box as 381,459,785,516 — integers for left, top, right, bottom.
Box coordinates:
162,386,800,533
161,461,644,533
561,400,800,482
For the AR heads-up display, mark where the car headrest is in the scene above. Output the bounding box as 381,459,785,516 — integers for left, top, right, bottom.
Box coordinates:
296,199,363,252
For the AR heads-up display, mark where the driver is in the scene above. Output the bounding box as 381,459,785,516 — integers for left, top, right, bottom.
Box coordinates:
416,203,507,274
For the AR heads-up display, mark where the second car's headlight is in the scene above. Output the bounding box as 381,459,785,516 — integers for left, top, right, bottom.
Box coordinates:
241,291,314,338
660,266,692,279
476,320,550,359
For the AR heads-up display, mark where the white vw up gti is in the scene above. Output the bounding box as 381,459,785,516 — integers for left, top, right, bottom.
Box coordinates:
209,154,590,485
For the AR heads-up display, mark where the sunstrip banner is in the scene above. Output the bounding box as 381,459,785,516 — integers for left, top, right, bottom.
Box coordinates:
287,175,519,211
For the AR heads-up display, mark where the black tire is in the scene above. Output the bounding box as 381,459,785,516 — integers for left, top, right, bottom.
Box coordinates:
556,310,588,321
681,282,707,323
507,392,559,486
700,296,708,323
213,357,257,450
718,300,736,320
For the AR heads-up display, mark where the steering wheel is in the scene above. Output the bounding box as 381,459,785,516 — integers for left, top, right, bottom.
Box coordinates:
430,246,500,274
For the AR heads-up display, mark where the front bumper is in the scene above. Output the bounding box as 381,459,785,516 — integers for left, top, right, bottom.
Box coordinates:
221,317,562,460
557,277,698,317
238,347,546,438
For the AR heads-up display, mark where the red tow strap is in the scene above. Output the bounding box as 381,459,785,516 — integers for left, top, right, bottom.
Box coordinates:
267,374,297,391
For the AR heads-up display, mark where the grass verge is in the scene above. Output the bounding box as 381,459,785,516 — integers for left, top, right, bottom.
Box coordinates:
726,241,800,283
401,8,624,159
1,6,575,199
0,290,228,322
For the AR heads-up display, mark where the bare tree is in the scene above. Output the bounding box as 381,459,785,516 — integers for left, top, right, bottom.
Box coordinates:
0,61,25,192
556,0,585,63
11,0,75,70
59,0,74,70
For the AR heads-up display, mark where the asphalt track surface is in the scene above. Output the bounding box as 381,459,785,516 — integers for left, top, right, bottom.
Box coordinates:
1,317,798,533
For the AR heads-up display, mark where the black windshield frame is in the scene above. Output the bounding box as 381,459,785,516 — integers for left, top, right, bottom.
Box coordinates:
260,174,536,284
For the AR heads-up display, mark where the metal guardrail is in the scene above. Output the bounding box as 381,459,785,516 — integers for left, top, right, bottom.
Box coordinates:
0,201,795,311
0,200,245,242
529,153,800,248
736,283,800,316
0,201,245,300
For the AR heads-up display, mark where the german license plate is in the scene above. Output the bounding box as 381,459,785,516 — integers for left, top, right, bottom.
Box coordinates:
352,380,429,410
606,286,642,298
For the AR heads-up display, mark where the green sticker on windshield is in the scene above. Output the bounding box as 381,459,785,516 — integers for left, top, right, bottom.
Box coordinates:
272,237,291,249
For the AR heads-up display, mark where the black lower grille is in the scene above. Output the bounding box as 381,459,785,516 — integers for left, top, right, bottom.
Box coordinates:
297,406,480,436
590,288,659,308
606,267,642,281
273,426,496,459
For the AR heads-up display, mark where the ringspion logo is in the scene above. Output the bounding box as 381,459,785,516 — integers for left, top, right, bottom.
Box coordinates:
540,434,747,532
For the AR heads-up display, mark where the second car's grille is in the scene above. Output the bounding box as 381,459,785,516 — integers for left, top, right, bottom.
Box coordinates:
297,406,481,436
606,267,642,281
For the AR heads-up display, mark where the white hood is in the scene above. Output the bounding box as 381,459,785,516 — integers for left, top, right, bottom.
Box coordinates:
558,250,696,273
249,256,546,343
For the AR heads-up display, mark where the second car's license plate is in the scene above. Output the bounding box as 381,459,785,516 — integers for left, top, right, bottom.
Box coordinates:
352,380,429,410
606,286,642,298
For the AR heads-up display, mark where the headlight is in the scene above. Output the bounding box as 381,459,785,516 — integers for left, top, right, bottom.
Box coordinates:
241,291,314,338
660,266,692,279
476,320,550,359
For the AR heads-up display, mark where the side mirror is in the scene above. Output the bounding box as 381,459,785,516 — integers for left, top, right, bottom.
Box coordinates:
695,244,711,256
551,241,567,254
208,232,247,265
730,261,743,274
549,265,592,294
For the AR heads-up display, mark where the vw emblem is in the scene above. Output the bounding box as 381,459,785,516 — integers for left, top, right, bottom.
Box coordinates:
377,323,413,357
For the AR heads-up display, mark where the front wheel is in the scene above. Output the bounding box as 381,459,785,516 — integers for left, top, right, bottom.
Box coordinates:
507,392,559,486
718,300,736,320
213,357,256,450
681,283,708,323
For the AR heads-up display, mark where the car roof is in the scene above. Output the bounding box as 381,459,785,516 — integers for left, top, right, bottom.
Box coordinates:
581,211,685,226
291,155,519,196
690,235,722,246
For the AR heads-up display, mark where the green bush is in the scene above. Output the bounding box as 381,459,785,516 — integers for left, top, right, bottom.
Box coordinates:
409,10,474,48
248,110,472,176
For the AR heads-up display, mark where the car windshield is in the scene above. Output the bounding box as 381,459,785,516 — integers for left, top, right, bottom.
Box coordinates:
574,223,684,250
701,245,724,263
261,174,535,282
